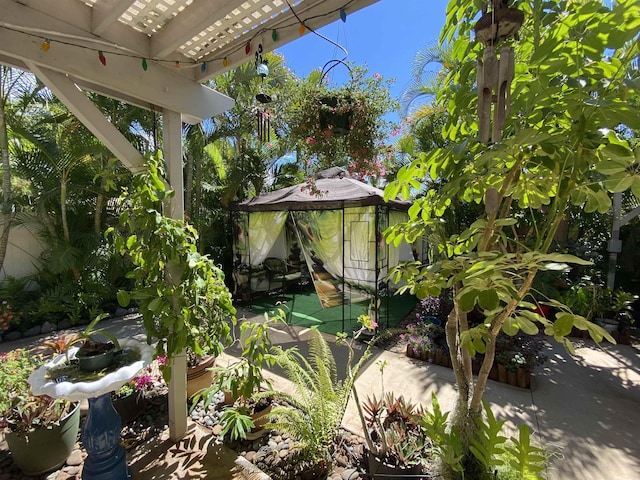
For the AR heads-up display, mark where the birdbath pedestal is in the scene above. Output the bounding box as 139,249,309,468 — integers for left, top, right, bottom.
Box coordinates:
28,339,155,480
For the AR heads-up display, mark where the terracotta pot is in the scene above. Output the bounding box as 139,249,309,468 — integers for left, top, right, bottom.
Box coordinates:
497,364,508,383
187,356,216,398
250,403,273,431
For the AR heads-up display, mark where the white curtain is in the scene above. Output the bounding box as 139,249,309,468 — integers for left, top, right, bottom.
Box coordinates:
248,211,287,264
344,207,376,289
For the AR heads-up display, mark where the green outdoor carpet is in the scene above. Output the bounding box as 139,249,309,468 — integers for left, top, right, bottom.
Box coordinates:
244,288,417,337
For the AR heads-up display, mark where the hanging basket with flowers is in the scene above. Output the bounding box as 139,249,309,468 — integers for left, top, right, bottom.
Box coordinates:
287,64,399,179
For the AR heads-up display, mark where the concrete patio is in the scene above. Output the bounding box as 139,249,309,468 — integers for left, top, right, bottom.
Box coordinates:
1,308,638,480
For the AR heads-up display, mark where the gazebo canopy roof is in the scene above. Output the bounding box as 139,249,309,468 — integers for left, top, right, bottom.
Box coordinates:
231,176,411,212
0,0,378,123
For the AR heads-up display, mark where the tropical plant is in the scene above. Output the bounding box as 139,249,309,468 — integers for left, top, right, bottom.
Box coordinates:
109,155,236,380
385,0,639,475
261,325,383,474
286,65,399,180
192,310,285,442
0,348,75,436
361,392,429,469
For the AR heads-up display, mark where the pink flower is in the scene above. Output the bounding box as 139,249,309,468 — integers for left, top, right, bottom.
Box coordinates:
374,73,381,79
156,355,167,365
306,137,316,144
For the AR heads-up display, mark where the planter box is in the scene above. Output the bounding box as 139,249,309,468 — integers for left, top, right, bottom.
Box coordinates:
405,345,532,389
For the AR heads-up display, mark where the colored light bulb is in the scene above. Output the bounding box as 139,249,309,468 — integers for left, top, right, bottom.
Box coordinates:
98,51,106,66
142,58,148,71
41,40,51,52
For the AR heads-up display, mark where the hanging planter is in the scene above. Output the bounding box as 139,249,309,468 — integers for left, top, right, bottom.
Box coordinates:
318,95,352,136
287,65,398,178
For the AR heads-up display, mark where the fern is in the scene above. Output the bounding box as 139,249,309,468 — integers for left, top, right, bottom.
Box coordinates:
469,401,507,470
504,425,547,480
263,328,376,466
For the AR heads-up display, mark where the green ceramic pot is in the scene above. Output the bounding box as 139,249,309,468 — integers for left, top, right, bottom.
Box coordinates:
77,348,115,371
5,402,81,476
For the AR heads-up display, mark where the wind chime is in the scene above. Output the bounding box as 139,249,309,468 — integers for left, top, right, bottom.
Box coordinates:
474,0,524,143
255,44,272,143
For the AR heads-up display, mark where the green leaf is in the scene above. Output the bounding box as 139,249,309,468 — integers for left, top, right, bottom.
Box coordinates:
478,289,499,310
515,316,539,335
116,290,130,307
459,289,479,312
553,314,575,337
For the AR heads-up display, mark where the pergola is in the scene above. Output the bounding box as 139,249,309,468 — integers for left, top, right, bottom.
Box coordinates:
0,0,379,441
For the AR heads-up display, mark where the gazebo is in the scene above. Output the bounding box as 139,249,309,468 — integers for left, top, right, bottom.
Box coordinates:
230,171,417,331
0,0,380,441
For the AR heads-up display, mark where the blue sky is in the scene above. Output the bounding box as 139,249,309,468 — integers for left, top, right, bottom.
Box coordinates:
275,0,449,123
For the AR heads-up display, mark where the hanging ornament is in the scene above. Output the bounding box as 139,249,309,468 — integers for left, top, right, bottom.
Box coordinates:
271,29,278,42
340,8,347,22
474,1,523,143
256,108,271,143
98,51,106,66
41,39,51,52
141,58,148,71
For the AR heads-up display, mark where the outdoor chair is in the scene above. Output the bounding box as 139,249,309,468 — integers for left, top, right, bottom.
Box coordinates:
263,257,302,295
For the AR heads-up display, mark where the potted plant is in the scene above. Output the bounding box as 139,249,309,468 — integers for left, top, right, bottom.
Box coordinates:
194,310,286,441
0,348,81,476
287,65,398,179
352,361,428,478
108,156,236,380
66,313,121,371
112,359,166,424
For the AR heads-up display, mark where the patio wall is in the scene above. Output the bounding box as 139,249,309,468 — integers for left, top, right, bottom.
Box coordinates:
0,221,43,281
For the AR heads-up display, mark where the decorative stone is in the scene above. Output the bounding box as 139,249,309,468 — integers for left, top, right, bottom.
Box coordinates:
341,469,358,480
23,325,41,337
114,307,129,317
4,331,22,341
57,319,73,330
66,449,83,466
40,321,56,334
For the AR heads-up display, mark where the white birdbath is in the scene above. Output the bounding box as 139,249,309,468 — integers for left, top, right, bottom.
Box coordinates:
29,338,155,480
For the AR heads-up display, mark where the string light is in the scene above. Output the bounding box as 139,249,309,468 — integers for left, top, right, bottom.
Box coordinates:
141,58,148,71
299,23,306,35
41,39,50,52
98,50,106,66
174,61,180,68
340,8,347,22
200,62,207,73
271,29,278,42
223,57,228,67
245,42,251,55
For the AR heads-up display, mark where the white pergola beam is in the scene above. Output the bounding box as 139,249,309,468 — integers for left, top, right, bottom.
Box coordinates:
27,62,146,174
91,0,135,36
162,108,189,442
0,0,234,123
151,0,249,59
196,0,379,82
